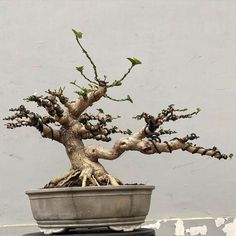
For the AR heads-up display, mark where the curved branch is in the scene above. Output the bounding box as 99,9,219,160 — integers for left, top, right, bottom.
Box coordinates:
46,88,73,110
133,105,201,139
4,105,62,142
84,133,231,161
105,94,133,103
25,95,63,116
108,65,134,88
108,57,141,88
24,94,70,125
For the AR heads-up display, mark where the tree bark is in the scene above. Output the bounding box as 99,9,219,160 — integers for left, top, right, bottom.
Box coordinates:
45,126,122,188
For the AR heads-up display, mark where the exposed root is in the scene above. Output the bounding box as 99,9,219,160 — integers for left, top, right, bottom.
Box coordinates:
107,174,121,186
44,168,123,188
79,167,93,187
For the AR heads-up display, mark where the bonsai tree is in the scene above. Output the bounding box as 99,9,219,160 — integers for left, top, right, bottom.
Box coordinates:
4,30,233,188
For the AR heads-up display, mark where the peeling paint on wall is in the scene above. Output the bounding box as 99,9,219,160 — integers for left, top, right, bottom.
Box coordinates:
142,220,161,230
175,219,185,236
143,217,236,235
222,218,236,236
215,217,226,227
185,225,207,235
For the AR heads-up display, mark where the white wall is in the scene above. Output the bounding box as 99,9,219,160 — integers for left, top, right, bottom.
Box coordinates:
0,0,236,224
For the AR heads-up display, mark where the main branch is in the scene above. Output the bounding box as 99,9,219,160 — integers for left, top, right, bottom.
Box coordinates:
85,133,232,161
70,84,107,118
4,105,62,142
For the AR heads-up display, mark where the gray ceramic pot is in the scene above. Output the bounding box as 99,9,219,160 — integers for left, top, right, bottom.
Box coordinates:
26,185,154,234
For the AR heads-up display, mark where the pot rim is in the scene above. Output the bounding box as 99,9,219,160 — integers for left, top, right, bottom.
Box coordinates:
25,185,155,195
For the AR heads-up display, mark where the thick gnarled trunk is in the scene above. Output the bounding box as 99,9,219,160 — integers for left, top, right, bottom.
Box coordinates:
45,129,122,188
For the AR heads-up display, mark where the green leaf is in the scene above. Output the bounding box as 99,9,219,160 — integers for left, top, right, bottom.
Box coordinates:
126,95,133,103
81,88,92,94
112,80,122,87
72,29,83,39
74,87,92,96
97,108,104,114
127,57,142,66
76,66,84,73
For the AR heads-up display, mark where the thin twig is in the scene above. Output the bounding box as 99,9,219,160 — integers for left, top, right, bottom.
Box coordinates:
75,37,98,81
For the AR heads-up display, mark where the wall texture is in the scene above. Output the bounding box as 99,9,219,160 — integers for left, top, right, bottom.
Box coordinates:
0,0,236,225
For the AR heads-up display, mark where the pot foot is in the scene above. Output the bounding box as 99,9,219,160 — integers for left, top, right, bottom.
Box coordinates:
39,227,67,235
109,224,141,232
